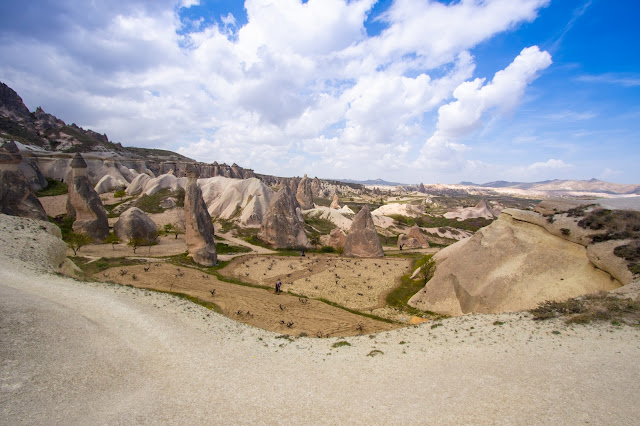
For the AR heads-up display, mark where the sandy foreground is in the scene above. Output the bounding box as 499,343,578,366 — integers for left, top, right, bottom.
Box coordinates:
1,258,639,425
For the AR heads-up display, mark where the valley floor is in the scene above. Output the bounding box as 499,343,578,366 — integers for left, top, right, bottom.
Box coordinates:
2,258,639,425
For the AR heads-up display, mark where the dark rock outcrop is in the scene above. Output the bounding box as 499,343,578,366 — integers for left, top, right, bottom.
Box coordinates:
0,141,48,220
343,206,383,257
184,165,217,266
114,207,158,244
66,153,109,241
258,185,310,249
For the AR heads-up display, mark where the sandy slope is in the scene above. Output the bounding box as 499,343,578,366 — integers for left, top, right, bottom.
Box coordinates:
2,259,640,424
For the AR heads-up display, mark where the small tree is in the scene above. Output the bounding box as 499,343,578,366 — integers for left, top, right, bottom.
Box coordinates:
114,188,126,200
104,232,121,250
67,232,93,256
128,237,145,254
163,223,182,239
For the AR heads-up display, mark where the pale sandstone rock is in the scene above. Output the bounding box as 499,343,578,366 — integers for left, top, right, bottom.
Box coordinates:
296,174,314,210
408,211,621,316
329,228,346,249
398,226,429,249
184,165,217,266
587,240,635,285
330,194,340,209
343,205,383,258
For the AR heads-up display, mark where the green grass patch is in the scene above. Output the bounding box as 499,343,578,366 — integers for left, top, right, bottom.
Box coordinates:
71,256,147,277
303,214,336,236
215,242,252,254
36,178,68,197
331,341,351,348
134,188,184,214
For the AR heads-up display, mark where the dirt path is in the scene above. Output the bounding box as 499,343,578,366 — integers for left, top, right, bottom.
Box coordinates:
219,231,276,254
2,263,639,424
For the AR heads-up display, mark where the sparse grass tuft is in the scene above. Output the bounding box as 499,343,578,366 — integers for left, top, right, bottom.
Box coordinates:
331,341,351,348
529,292,640,325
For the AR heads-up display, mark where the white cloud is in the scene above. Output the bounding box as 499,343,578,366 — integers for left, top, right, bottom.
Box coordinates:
0,0,556,181
526,158,573,171
417,46,552,171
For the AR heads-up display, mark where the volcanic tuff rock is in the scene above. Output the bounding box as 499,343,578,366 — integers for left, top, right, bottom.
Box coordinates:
66,153,109,242
343,205,383,258
258,185,310,249
418,183,427,193
94,174,127,194
201,177,274,227
328,228,346,249
330,194,340,209
311,177,323,198
296,175,314,210
184,165,217,266
398,225,429,249
114,207,158,244
0,141,47,220
408,208,626,316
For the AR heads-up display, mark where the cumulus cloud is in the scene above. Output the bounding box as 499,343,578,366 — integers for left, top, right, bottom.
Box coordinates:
0,0,554,180
417,46,552,171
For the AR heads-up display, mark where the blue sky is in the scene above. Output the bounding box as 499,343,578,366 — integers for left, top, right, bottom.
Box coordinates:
1,0,638,184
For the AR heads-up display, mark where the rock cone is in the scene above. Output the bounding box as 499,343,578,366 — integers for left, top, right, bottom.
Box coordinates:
258,185,310,249
330,194,340,209
343,206,383,257
184,165,217,266
66,153,109,241
296,174,314,210
329,228,346,249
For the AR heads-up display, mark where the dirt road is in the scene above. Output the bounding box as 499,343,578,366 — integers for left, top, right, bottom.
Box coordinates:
2,262,640,424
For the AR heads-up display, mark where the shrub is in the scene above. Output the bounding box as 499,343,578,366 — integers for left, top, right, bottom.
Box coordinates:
67,232,93,255
37,178,68,197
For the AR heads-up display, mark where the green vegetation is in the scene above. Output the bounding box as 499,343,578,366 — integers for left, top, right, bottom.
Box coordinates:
387,214,493,232
134,188,184,214
215,242,252,254
235,228,272,249
114,189,126,199
0,116,46,146
104,232,121,249
127,237,158,254
36,178,68,197
386,255,445,320
49,214,74,240
124,146,194,161
71,256,146,277
103,196,134,218
313,197,331,207
303,214,336,236
66,232,93,255
331,341,351,348
367,349,384,357
529,292,640,325
579,209,640,242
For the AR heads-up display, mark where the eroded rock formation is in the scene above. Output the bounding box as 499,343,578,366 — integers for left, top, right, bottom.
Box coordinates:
330,194,340,209
343,206,383,257
258,185,310,249
66,153,109,241
329,228,346,249
114,207,158,244
408,207,626,316
184,165,217,266
0,141,48,220
398,226,429,249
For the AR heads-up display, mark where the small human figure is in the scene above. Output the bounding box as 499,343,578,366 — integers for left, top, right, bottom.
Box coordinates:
301,249,305,257
275,280,282,294
399,244,404,251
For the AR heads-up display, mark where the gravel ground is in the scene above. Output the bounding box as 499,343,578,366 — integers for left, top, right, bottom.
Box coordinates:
1,214,640,424
2,261,640,425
